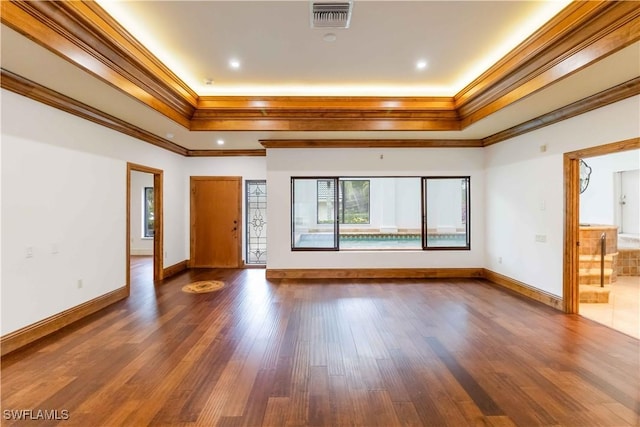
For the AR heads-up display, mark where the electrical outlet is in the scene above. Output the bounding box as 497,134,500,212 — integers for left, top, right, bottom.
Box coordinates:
26,247,33,258
77,279,83,289
535,234,547,243
498,257,502,264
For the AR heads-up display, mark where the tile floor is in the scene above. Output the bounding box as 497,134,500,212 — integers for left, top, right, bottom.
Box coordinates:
580,275,640,339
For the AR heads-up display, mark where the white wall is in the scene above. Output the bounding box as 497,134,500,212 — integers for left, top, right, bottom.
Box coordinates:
484,96,640,297
267,147,485,269
1,90,187,335
130,171,154,255
579,150,640,226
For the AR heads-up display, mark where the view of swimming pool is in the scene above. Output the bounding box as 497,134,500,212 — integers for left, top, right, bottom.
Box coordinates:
295,233,467,249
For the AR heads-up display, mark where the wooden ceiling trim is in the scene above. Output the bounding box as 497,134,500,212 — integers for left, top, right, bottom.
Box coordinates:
457,1,639,127
2,0,636,135
1,69,188,156
194,96,459,131
483,77,640,147
464,21,640,130
455,2,604,108
1,1,196,128
191,118,461,132
187,149,267,157
260,140,483,149
197,96,455,110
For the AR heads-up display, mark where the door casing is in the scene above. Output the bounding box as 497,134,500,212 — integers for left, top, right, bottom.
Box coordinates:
127,163,164,293
563,137,639,313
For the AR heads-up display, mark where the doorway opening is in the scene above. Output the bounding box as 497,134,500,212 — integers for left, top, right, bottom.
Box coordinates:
564,139,639,338
127,163,163,295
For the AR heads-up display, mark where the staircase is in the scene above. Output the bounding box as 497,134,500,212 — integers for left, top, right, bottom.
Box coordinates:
578,253,617,303
579,253,616,284
578,225,619,304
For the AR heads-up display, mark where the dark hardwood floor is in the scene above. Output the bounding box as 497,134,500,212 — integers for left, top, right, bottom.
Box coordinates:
2,256,639,426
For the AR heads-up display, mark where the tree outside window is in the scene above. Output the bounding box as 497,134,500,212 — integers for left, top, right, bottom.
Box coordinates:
340,180,370,224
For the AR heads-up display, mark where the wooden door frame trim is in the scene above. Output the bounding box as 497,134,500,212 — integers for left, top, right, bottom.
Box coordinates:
190,176,243,268
127,163,164,293
563,137,640,313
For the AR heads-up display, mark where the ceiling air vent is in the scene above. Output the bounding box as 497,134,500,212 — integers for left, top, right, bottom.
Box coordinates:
311,1,353,28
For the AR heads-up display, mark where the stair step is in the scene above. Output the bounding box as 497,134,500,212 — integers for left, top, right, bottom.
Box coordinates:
579,268,613,276
579,268,614,285
579,254,616,269
579,253,618,261
579,284,611,303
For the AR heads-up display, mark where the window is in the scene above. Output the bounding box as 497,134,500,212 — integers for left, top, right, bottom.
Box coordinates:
246,180,267,264
293,176,469,251
293,178,338,249
423,177,470,249
143,187,154,238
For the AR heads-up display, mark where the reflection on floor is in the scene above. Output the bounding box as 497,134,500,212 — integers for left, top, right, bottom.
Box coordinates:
580,275,640,339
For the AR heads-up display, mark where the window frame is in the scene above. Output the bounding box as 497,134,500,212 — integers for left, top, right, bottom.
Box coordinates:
292,175,471,252
292,177,339,251
422,176,471,251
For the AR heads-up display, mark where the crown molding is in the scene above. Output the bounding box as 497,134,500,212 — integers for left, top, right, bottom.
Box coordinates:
3,68,635,155
455,1,640,128
2,1,638,132
1,0,197,128
260,139,483,149
482,77,640,146
187,149,266,157
1,68,265,158
0,69,188,156
192,96,459,131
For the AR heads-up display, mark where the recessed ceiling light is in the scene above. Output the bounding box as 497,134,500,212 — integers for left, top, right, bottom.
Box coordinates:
217,139,225,145
166,133,174,139
229,59,240,69
416,60,428,70
323,33,337,42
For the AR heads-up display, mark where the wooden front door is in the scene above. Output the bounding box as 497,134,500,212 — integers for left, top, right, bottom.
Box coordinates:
190,177,242,268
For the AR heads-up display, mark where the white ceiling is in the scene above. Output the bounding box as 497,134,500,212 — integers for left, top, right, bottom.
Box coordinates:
1,1,639,151
97,0,570,96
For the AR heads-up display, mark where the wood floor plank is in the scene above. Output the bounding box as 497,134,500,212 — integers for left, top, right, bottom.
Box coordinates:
1,259,638,426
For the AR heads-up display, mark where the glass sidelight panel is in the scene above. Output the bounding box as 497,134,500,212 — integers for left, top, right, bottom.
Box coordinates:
144,187,154,237
246,180,267,264
423,177,470,249
292,177,338,250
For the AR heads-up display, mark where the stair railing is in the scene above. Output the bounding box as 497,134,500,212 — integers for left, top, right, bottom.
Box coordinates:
600,232,606,288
